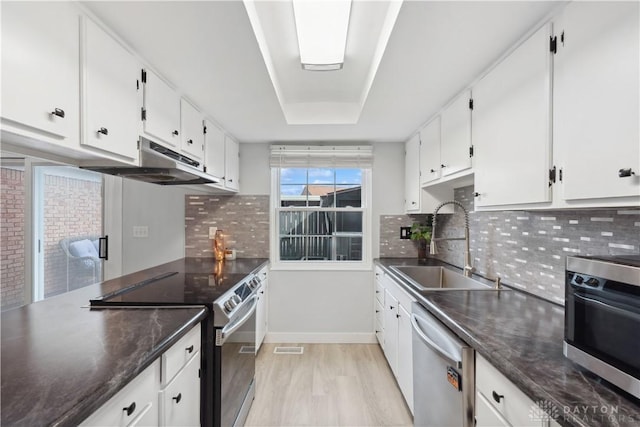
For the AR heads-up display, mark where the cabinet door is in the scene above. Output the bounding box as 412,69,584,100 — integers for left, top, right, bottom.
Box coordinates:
473,24,552,208
142,69,181,148
419,117,441,185
1,1,79,140
224,136,240,191
397,304,414,414
476,391,511,427
80,360,159,427
256,281,267,351
204,120,226,179
159,351,201,427
555,1,640,201
404,134,421,212
383,289,399,376
440,90,472,176
180,99,205,163
81,17,139,163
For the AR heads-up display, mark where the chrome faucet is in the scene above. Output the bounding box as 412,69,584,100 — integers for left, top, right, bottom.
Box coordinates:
429,200,474,277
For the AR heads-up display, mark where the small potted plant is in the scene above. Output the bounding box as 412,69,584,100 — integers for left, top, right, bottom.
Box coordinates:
410,223,432,260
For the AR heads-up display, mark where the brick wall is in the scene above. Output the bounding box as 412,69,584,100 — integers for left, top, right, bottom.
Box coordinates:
1,167,25,310
43,174,102,298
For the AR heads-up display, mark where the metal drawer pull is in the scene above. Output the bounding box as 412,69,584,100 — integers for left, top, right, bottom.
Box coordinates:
123,402,136,416
51,108,65,118
187,139,193,144
173,393,182,404
173,130,179,136
186,345,194,353
618,168,635,177
97,127,109,136
492,391,504,403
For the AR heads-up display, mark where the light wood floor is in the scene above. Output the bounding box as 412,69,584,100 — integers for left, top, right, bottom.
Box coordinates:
244,343,413,427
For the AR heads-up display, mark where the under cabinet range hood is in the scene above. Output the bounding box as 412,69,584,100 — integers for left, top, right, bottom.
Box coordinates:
83,137,218,185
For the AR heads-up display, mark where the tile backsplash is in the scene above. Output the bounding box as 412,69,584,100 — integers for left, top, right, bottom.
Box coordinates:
380,185,640,304
185,195,269,258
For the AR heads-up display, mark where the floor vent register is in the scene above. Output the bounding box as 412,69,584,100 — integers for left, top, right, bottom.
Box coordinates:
273,346,304,355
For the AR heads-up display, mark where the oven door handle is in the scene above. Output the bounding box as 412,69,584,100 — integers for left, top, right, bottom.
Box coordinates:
573,293,640,321
219,295,258,345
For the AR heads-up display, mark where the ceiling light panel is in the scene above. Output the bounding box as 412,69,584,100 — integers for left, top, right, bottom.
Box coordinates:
293,0,352,68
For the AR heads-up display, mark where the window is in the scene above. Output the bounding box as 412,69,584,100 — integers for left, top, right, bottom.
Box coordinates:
270,145,372,268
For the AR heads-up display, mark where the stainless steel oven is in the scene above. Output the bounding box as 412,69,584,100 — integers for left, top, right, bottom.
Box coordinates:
564,255,640,399
214,291,258,427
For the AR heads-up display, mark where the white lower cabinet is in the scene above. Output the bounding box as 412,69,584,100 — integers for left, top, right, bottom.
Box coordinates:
476,353,549,427
80,359,160,427
383,289,399,376
374,267,415,414
159,351,201,427
396,304,413,414
256,266,269,352
81,324,201,426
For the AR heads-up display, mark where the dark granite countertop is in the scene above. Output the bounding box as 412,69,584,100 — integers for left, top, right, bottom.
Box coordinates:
0,257,267,426
376,258,640,427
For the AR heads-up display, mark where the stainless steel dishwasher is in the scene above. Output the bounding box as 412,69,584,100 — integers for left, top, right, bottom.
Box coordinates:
411,302,474,427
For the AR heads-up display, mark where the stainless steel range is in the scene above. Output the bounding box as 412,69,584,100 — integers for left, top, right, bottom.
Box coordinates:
90,259,266,427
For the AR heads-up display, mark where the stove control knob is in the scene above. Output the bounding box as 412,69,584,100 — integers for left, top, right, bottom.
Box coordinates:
574,275,584,285
585,277,600,287
224,300,235,312
248,279,257,289
232,295,242,305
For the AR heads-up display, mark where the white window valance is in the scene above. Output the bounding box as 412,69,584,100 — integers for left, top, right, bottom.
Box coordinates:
269,145,373,168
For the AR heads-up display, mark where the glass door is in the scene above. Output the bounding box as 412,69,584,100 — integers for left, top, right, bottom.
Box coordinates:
32,165,105,301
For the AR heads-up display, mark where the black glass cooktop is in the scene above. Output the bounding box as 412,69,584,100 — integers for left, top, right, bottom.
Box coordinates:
90,269,249,307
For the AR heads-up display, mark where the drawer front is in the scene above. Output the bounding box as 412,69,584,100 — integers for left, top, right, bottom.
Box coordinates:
375,278,385,305
162,324,201,386
476,354,545,427
81,359,159,427
476,390,511,427
375,299,384,329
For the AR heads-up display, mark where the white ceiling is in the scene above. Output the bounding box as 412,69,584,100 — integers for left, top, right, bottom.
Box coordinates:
82,1,560,144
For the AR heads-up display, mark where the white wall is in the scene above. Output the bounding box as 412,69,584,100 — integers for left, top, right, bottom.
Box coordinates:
120,179,187,274
267,270,374,343
240,141,405,342
239,143,270,195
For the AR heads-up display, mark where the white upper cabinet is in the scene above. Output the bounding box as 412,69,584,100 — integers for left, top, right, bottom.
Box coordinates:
419,117,441,185
473,23,553,208
180,99,205,164
224,136,240,191
405,133,421,212
204,120,226,179
141,69,181,149
554,1,640,204
440,90,473,177
81,17,139,164
1,1,79,142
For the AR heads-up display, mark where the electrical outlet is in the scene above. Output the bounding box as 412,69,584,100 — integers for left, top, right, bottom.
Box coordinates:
400,226,412,240
209,226,218,239
133,226,149,238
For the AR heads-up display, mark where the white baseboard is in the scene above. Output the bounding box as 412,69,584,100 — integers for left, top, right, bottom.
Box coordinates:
264,332,377,344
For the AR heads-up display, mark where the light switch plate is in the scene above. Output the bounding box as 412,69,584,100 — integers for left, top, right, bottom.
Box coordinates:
209,226,218,239
400,226,412,240
133,226,149,238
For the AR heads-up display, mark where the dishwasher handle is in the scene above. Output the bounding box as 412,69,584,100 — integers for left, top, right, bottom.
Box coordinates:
411,313,462,369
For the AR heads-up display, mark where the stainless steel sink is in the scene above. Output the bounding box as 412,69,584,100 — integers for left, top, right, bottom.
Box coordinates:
389,265,495,291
